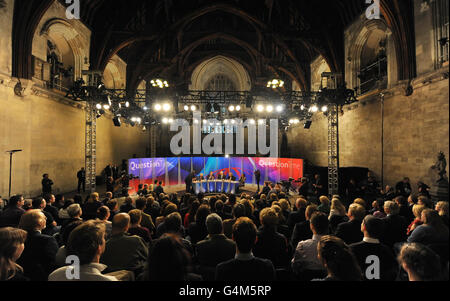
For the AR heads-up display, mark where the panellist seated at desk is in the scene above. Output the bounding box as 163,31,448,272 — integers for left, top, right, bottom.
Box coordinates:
208,172,215,180
217,171,226,180
227,173,236,181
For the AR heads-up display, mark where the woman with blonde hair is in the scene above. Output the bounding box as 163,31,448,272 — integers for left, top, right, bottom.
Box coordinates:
406,204,426,236
408,209,449,244
318,196,330,215
0,227,27,281
328,198,348,234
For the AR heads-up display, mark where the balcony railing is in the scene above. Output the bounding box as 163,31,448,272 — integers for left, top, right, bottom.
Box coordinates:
357,56,387,95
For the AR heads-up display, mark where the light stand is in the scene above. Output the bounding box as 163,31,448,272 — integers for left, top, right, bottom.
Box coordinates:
6,150,22,198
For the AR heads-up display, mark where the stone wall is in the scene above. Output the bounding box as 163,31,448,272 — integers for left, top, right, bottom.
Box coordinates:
0,78,149,198
0,0,13,76
287,68,449,192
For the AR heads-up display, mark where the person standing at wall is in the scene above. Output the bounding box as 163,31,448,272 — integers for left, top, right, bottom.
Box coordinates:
42,174,54,196
77,168,86,193
254,169,261,192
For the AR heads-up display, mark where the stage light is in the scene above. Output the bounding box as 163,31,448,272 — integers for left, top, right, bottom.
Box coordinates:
163,103,171,112
168,118,174,124
125,101,130,108
190,105,197,111
225,154,230,158
321,105,328,112
266,105,274,113
162,117,169,124
301,105,305,111
310,105,318,113
143,106,148,111
228,105,235,112
276,105,283,112
103,104,110,110
154,104,162,111
257,105,264,113
184,105,189,111
236,105,241,111
96,103,102,110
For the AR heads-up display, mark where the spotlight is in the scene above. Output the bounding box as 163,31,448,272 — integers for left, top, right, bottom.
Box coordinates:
225,154,230,158
162,103,171,112
228,105,235,112
95,103,102,110
190,105,197,111
125,101,130,108
168,118,174,124
184,105,189,111
143,106,148,111
321,105,328,112
276,105,283,112
103,104,110,110
236,105,241,111
301,105,305,111
154,104,162,111
266,105,274,113
257,105,264,113
310,105,318,113
162,117,169,124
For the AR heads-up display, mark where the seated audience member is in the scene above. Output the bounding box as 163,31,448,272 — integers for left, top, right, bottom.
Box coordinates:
350,216,398,281
292,212,329,278
318,196,330,215
135,197,155,235
395,196,414,224
278,199,292,222
435,201,449,227
370,199,386,218
22,199,33,211
315,235,363,281
241,199,257,224
335,203,365,245
188,204,211,244
287,198,307,233
155,203,178,228
253,208,290,269
106,199,119,222
0,227,28,281
353,198,367,211
55,219,83,268
82,193,102,220
398,243,444,281
119,197,135,214
195,214,236,280
329,198,348,234
101,213,148,275
128,209,151,244
261,182,271,197
407,209,449,245
54,194,65,209
58,199,75,221
60,204,83,240
154,181,164,196
160,212,192,254
96,206,112,240
417,195,433,208
223,203,246,239
17,210,59,281
31,197,58,236
102,192,113,205
291,205,318,248
184,200,200,229
0,195,25,228
381,201,408,248
215,217,276,281
49,221,118,281
44,194,60,224
406,204,426,236
214,200,232,221
139,233,201,281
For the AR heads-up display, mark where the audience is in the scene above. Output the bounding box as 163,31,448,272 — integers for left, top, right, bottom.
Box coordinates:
96,206,112,240
335,203,365,245
406,204,426,236
435,201,449,227
195,214,236,280
0,227,28,281
291,204,318,248
350,215,398,281
135,197,155,236
58,199,75,221
0,195,25,228
292,212,329,279
381,201,408,248
128,209,152,244
398,243,444,281
328,198,348,233
49,221,118,281
188,204,211,244
31,197,58,236
100,213,148,275
17,210,59,281
287,198,307,234
82,193,102,220
253,207,290,269
407,209,449,245
43,194,60,224
316,235,363,281
119,197,135,214
223,203,246,239
215,217,276,281
318,196,330,215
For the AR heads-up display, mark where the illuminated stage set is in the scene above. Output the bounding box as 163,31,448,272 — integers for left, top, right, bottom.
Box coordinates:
128,157,303,195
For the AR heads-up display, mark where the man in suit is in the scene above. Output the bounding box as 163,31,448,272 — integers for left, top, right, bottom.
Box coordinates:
135,197,155,236
17,209,59,281
291,204,318,248
350,215,398,281
42,174,54,196
100,213,148,276
0,195,25,228
32,197,58,236
215,217,276,281
154,181,164,196
287,198,307,236
43,194,60,224
217,171,225,180
381,201,408,249
335,203,366,245
207,172,215,180
195,214,236,280
254,169,261,192
261,181,271,197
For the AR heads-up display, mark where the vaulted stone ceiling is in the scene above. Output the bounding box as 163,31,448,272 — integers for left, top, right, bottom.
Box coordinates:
12,0,416,93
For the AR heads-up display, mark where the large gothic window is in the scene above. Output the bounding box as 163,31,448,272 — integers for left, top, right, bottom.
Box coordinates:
433,0,449,67
205,74,237,91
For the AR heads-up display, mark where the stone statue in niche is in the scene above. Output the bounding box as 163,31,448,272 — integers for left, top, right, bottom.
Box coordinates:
431,151,448,183
47,41,63,88
430,151,449,202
